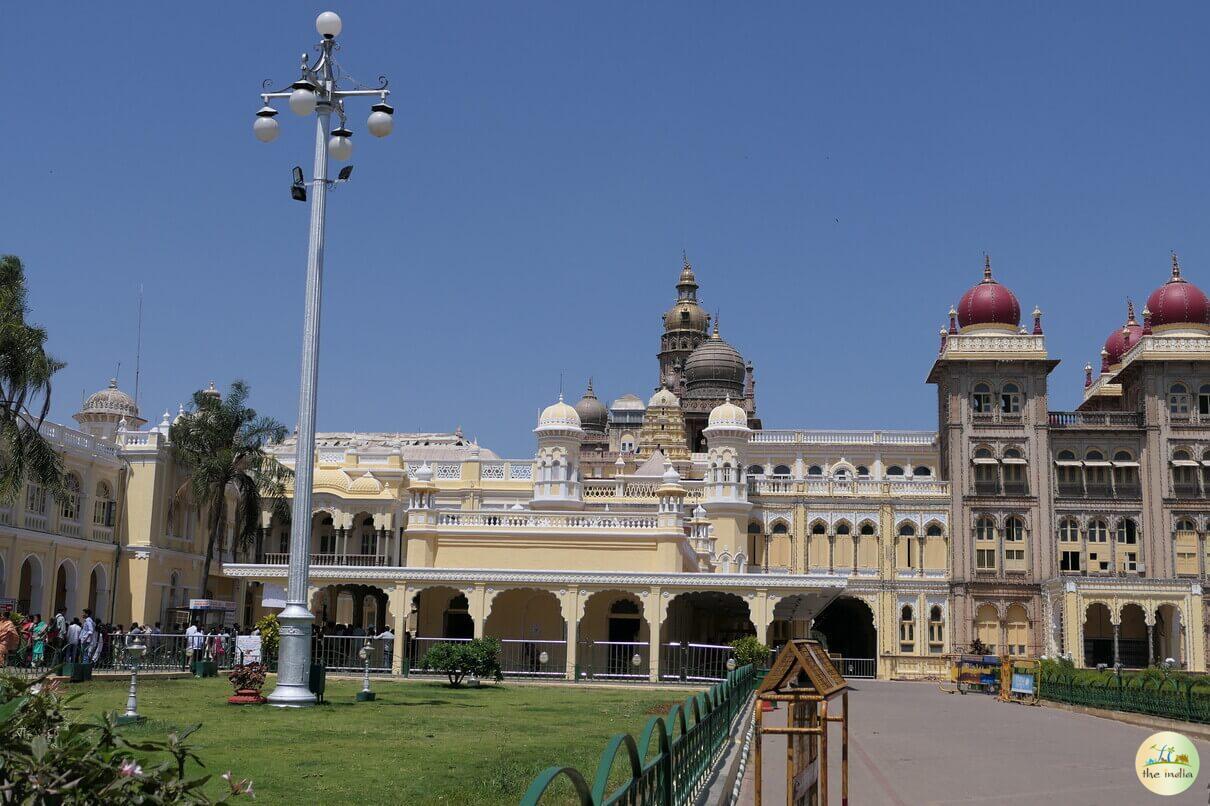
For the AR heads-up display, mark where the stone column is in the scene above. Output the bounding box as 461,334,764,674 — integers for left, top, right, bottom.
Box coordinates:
563,588,579,681
388,585,409,674
471,585,487,639
918,536,926,577
1146,616,1155,667
646,587,662,683
1112,621,1121,667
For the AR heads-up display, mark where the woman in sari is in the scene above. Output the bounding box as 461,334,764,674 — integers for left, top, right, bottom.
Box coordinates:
31,614,48,664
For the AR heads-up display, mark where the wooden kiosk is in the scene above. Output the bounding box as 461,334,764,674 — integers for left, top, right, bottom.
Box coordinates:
753,640,850,806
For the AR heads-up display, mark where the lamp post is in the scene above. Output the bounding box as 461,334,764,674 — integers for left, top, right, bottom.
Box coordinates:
255,11,393,708
117,638,148,725
357,639,376,701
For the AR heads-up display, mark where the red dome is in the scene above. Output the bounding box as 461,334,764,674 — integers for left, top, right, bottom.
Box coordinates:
1147,255,1209,328
1103,301,1143,366
956,257,1021,329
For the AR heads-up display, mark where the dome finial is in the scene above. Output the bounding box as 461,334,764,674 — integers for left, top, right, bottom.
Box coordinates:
712,311,720,337
1084,362,1093,388
1032,306,1043,335
983,253,992,281
1126,298,1136,324
1172,250,1183,280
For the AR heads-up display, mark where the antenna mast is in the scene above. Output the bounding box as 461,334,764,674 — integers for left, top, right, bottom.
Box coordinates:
134,285,144,408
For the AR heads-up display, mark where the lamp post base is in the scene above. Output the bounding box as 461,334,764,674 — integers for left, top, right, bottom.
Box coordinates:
116,713,145,725
356,690,376,702
266,604,318,708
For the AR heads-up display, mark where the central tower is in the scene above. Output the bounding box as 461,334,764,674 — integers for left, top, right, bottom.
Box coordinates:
658,256,711,390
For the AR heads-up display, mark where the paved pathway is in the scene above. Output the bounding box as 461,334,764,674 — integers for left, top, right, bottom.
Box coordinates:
738,679,1210,805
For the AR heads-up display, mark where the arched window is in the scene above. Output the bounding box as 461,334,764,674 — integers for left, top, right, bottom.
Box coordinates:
773,464,792,476
771,522,789,535
928,606,944,653
899,605,915,651
913,466,932,477
1200,384,1210,416
886,465,904,477
1004,516,1026,571
859,522,876,536
972,383,992,415
1057,450,1076,461
811,522,826,535
926,523,943,537
60,474,81,522
807,465,823,477
1000,382,1021,414
93,482,114,528
1169,383,1190,417
1172,449,1199,495
1175,518,1199,576
1113,450,1139,494
360,516,376,556
835,521,851,536
1087,518,1109,574
856,465,869,477
25,481,46,516
1116,519,1139,572
1088,518,1108,542
834,467,850,479
747,464,764,476
975,604,1000,653
1005,603,1029,656
898,523,916,569
1055,450,1081,494
974,516,996,571
1085,449,1104,461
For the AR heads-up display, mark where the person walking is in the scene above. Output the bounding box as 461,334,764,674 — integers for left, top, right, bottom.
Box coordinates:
186,621,204,666
79,609,96,665
31,614,47,665
51,608,66,659
0,613,19,667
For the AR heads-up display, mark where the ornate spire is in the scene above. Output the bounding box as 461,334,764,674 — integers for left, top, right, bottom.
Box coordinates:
947,306,958,334
1171,251,1182,281
983,253,993,282
1142,306,1153,335
1100,347,1110,374
1032,306,1043,335
1126,298,1137,324
1084,362,1093,388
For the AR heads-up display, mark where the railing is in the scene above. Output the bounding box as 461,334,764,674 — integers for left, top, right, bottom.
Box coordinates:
1040,671,1210,724
435,511,661,530
4,634,205,674
657,642,735,682
23,513,48,531
831,655,876,678
1174,484,1203,499
750,429,935,445
521,664,757,806
1047,411,1144,428
1056,483,1085,497
41,420,120,458
408,636,472,676
973,480,1000,496
500,639,567,677
315,636,392,673
1002,482,1030,496
749,478,949,497
58,520,81,538
580,641,650,680
261,553,391,566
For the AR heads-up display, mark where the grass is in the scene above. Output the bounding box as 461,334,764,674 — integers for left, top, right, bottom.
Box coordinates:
62,675,693,805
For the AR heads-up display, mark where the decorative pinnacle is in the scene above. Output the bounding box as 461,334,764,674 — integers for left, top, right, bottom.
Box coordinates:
1126,298,1136,324
1172,251,1182,280
1032,306,1043,335
983,253,993,281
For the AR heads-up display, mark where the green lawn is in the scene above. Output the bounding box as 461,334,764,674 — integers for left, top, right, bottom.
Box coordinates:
63,675,694,805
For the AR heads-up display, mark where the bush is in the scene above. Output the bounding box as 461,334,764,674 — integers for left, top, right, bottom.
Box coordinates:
421,638,504,687
227,663,267,693
254,614,279,658
730,636,771,668
0,672,253,803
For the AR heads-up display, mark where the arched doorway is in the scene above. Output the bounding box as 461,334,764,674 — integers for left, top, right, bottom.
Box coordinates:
660,591,754,680
810,596,876,677
485,588,566,676
17,556,43,615
1083,602,1113,667
975,604,1000,653
1119,603,1147,668
578,590,649,679
88,565,109,621
1155,604,1183,666
53,561,76,618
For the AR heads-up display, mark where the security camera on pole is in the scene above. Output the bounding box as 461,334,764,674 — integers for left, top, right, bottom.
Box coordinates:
253,11,393,708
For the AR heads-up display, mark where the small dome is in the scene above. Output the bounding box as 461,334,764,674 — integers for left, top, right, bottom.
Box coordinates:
412,462,434,483
349,473,383,495
1103,301,1144,367
536,394,582,431
684,323,746,394
661,459,681,485
663,301,710,332
692,504,706,519
956,256,1021,330
1146,254,1210,330
648,387,680,408
707,396,749,428
573,380,608,434
80,379,139,419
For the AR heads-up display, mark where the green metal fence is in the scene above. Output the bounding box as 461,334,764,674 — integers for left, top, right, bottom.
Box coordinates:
1040,671,1210,724
520,664,757,806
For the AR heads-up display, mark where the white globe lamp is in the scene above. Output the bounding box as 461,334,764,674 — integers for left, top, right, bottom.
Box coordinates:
253,105,280,143
316,11,342,38
328,128,353,161
367,102,394,138
289,81,318,116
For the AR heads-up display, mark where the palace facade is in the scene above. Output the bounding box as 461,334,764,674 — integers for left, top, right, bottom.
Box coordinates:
4,255,1208,679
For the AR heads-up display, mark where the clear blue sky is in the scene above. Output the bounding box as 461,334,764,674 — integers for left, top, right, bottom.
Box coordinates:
9,2,1210,458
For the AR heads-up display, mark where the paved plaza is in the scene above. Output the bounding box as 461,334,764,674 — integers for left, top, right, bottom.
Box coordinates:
739,679,1210,806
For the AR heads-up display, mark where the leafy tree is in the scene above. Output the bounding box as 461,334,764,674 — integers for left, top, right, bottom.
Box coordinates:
0,255,66,505
168,381,289,595
421,638,504,687
729,636,771,668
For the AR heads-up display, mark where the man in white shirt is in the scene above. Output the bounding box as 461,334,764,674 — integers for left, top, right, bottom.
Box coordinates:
79,610,96,665
186,622,204,665
377,627,395,669
66,619,82,663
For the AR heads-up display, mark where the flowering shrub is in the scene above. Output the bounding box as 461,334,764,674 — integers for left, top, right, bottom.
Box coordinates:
0,671,252,803
227,663,267,693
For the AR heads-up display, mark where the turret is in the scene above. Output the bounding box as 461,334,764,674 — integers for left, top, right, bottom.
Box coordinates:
530,395,585,510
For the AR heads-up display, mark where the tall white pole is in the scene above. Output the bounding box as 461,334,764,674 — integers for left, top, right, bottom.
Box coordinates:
267,99,330,708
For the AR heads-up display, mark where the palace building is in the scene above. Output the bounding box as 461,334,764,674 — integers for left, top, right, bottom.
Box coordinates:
3,254,1208,679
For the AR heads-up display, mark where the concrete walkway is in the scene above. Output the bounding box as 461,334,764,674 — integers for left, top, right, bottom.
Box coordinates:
738,679,1210,805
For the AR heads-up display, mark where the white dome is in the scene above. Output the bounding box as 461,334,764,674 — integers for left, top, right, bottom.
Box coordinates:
610,393,646,411
80,379,139,419
412,462,434,483
707,396,748,428
648,387,680,408
662,459,681,484
536,394,582,430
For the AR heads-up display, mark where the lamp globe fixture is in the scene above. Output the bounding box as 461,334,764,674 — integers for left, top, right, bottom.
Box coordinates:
328,128,353,161
288,81,318,116
367,102,394,137
316,12,343,38
253,105,280,142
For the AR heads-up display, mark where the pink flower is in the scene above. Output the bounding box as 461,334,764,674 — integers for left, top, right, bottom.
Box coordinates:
222,771,233,783
119,760,143,777
243,780,255,798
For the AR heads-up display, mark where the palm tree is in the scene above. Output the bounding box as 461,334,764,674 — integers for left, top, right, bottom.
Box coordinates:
168,380,290,596
0,255,66,504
